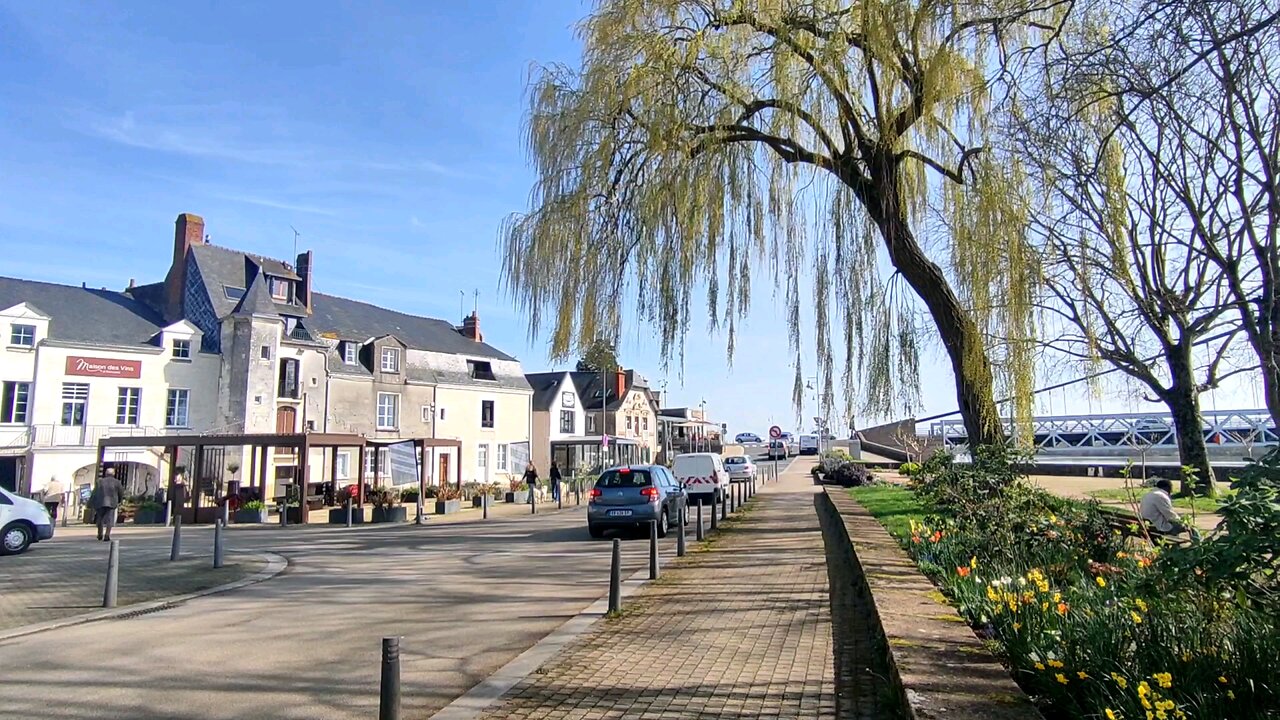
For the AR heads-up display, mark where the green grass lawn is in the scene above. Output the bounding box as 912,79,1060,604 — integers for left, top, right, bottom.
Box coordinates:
848,484,927,541
1086,486,1230,513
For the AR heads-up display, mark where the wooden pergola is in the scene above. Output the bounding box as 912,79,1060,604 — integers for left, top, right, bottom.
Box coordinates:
94,432,463,524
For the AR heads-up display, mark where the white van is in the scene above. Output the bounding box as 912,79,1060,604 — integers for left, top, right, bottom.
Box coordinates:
672,453,729,504
1,487,54,555
799,435,820,455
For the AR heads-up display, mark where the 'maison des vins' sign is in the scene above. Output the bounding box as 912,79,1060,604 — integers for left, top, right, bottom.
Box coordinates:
64,356,143,379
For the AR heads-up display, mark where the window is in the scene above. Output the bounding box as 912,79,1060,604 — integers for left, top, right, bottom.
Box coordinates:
467,360,495,381
478,443,489,469
561,392,575,408
61,383,89,426
1,381,30,423
343,342,358,365
223,286,245,301
116,387,141,425
260,345,271,360
380,347,400,373
335,452,351,480
560,410,575,434
278,358,300,399
421,405,432,423
480,400,495,428
438,407,446,420
626,416,633,431
9,324,35,347
269,277,290,301
586,414,597,433
642,416,649,431
364,447,389,477
166,389,190,428
497,443,508,472
377,393,399,429
172,338,191,359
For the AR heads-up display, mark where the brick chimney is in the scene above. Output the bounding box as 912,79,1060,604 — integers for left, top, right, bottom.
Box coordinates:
615,369,626,400
164,213,205,323
295,250,313,315
461,312,483,342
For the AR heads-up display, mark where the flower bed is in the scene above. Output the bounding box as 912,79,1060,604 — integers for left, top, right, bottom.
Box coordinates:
851,448,1278,720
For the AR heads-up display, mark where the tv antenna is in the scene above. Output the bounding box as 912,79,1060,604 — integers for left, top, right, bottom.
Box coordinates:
290,226,301,260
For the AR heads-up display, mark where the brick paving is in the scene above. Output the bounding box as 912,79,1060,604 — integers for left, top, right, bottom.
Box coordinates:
479,467,838,720
0,538,263,632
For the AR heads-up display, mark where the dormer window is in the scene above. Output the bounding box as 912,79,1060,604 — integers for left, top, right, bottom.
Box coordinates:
172,339,191,359
224,286,246,301
268,277,291,301
467,360,495,381
9,324,35,347
381,347,400,373
342,342,358,365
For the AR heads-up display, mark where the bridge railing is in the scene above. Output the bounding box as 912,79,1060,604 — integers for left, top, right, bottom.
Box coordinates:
929,409,1278,450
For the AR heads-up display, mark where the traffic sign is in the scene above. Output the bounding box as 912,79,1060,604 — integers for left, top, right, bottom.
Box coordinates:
769,425,782,439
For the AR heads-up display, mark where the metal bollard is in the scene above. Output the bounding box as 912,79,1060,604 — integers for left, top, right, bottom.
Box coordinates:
169,512,182,561
710,495,719,531
279,502,288,527
345,497,353,528
696,501,705,541
608,538,622,614
649,519,659,580
482,494,489,520
677,502,687,557
558,487,563,510
379,636,402,720
576,480,582,506
103,539,119,608
415,496,424,526
222,501,230,526
213,519,225,569
729,483,736,513
166,499,174,527
530,488,536,515
721,489,728,521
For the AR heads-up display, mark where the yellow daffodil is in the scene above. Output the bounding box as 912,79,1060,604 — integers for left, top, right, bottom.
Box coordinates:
1218,676,1228,684
1096,576,1107,588
1111,673,1128,689
1227,690,1236,700
1131,611,1144,624
1078,671,1089,680
969,555,977,569
1048,659,1064,669
1135,598,1149,612
1153,672,1172,689
1034,662,1045,670
1106,710,1121,720
1055,673,1069,685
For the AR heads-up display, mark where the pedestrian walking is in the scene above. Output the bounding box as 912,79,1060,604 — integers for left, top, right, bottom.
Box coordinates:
90,467,124,542
523,462,539,504
42,477,64,522
549,461,563,503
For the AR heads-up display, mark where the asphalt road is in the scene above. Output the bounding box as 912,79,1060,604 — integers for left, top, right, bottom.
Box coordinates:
0,503,664,719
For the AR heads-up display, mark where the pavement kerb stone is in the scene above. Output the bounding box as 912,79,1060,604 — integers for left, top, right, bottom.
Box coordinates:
822,487,1044,720
0,551,287,644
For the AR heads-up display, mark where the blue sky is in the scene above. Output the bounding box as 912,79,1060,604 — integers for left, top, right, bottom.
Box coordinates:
0,1,1260,437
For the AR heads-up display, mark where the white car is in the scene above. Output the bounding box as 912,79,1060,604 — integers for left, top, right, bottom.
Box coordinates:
723,455,757,481
1,487,55,555
778,432,797,454
766,440,789,460
799,435,820,455
673,453,730,504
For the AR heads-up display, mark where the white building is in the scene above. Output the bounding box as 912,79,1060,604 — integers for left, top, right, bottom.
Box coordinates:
0,212,533,507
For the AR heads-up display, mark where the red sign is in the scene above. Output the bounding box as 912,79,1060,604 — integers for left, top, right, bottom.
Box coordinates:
65,356,142,379
769,425,782,439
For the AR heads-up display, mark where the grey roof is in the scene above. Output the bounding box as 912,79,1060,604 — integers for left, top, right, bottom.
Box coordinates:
190,244,306,318
309,293,516,360
0,276,168,348
232,272,280,318
570,371,626,411
527,372,569,411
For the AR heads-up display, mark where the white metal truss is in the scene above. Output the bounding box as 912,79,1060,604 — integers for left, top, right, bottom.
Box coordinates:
930,409,1278,450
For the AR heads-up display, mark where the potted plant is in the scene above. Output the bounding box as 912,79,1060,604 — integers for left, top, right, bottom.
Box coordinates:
132,498,166,524
435,485,463,515
369,488,407,523
506,477,529,504
327,486,365,524
235,499,270,524
399,487,420,505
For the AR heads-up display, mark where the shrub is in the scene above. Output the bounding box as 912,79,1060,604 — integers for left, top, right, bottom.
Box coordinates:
509,477,527,493
899,461,922,477
242,500,266,511
367,488,398,509
819,449,853,475
828,462,872,487
436,486,462,501
399,487,420,503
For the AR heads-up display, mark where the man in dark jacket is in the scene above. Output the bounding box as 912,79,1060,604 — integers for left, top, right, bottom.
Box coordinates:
90,467,124,541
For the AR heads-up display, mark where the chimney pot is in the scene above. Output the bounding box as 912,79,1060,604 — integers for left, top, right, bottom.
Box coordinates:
461,312,483,342
166,213,205,323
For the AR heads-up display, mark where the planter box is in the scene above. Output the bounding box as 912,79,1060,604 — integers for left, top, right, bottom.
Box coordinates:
472,496,486,508
435,499,462,515
132,508,167,525
235,508,270,524
286,507,306,524
371,506,407,523
327,507,366,524
506,491,529,504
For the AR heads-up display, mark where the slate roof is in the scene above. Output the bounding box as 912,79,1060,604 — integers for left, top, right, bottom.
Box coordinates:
232,272,280,318
190,244,306,319
308,293,517,361
0,276,167,348
526,372,570,411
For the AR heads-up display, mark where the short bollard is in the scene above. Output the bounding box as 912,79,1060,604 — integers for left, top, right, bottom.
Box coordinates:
530,489,536,515
648,519,659,580
279,502,288,528
696,501,705,541
213,519,225,569
558,489,563,510
729,484,736,513
482,494,489,520
345,498,353,528
415,495,425,526
379,636,402,720
222,501,230,526
169,513,182,561
575,480,582,506
608,538,622,614
677,503,687,557
710,496,719,531
103,539,119,608
721,490,728,521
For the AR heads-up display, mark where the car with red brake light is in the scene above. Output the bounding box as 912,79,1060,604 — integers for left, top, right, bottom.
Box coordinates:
587,465,685,539
672,452,729,505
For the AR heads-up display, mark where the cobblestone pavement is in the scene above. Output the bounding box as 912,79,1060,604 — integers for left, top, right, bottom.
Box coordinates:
479,464,837,720
0,539,263,631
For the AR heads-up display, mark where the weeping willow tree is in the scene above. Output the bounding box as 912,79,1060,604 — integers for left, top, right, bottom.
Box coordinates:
501,0,1062,447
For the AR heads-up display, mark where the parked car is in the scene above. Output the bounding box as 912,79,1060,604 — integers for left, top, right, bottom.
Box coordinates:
672,452,730,505
766,440,789,460
587,465,684,539
723,455,757,481
1,487,55,555
779,432,797,454
734,432,762,445
799,435,820,455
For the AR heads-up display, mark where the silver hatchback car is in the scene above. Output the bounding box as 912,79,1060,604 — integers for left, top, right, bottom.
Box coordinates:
587,465,685,539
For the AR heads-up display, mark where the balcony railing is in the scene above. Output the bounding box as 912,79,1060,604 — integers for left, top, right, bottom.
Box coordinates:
1,424,170,450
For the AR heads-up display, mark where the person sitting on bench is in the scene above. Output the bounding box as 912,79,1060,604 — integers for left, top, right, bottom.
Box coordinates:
1140,479,1190,541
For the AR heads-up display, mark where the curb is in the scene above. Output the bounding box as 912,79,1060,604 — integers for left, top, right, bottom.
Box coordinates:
0,551,288,644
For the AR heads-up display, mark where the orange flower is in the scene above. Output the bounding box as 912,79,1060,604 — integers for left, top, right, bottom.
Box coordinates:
1057,602,1069,615
911,535,921,544
956,566,972,577
931,530,943,543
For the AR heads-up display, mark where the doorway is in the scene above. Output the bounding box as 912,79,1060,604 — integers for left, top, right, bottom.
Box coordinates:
276,406,297,434
438,453,450,488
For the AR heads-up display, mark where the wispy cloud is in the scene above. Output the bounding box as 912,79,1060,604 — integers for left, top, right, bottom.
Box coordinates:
217,194,339,217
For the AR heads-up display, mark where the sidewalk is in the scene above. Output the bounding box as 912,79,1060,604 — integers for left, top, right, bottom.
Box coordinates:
476,463,839,720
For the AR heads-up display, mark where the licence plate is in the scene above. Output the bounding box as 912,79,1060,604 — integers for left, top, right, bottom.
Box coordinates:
607,509,633,517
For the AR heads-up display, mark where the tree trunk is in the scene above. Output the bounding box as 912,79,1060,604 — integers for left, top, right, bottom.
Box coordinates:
1164,347,1215,497
859,172,1003,449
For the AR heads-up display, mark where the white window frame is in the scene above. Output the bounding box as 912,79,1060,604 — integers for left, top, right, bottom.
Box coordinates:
364,447,389,477
335,452,351,480
1,381,31,424
343,342,358,365
497,443,508,473
116,387,141,426
9,324,35,347
61,383,89,427
559,409,575,434
269,277,290,301
376,392,400,430
561,391,575,408
421,405,432,423
478,443,489,469
166,388,190,428
380,347,400,373
480,400,495,428
171,338,191,359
